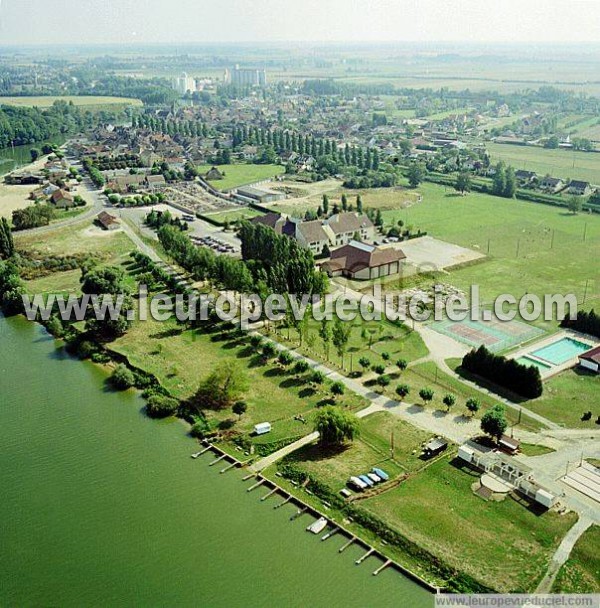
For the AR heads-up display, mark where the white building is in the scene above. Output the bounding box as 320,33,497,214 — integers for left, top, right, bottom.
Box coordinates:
172,72,196,95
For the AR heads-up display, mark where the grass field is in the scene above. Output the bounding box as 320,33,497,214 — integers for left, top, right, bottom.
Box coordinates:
267,313,429,376
486,143,600,184
197,164,285,191
382,181,600,320
285,411,431,489
552,525,600,593
364,456,577,592
0,96,143,108
202,207,263,225
110,314,368,443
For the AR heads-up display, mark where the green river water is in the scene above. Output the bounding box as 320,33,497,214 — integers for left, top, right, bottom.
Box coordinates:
0,315,432,607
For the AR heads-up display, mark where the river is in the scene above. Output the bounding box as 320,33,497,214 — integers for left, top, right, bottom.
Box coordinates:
0,315,432,608
0,140,65,176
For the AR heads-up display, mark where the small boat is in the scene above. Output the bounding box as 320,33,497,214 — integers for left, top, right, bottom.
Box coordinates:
368,473,381,484
359,474,374,487
306,517,328,534
372,467,389,481
191,452,202,459
349,476,367,491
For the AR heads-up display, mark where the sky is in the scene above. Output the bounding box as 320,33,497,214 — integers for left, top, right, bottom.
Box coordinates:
1,0,600,45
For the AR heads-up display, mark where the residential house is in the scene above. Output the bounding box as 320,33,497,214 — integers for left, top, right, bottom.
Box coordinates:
145,175,166,189
324,212,375,248
515,170,537,184
321,241,406,280
567,180,592,196
539,176,564,194
96,211,120,231
295,220,331,255
51,189,74,209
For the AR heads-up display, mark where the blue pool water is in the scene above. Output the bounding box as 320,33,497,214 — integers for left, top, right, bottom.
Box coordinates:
530,338,590,366
516,356,552,372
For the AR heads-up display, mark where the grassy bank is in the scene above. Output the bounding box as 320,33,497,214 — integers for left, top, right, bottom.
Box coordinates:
552,525,600,593
197,163,284,191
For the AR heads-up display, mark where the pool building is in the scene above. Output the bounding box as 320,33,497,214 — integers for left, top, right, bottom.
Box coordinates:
579,345,600,374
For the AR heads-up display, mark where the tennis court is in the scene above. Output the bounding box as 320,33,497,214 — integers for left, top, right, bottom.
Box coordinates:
430,317,545,353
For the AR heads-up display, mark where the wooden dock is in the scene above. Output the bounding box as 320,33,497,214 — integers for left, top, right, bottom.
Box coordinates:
355,548,375,565
198,440,439,594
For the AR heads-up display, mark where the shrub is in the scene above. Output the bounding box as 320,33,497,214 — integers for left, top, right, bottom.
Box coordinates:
146,395,179,418
110,364,136,390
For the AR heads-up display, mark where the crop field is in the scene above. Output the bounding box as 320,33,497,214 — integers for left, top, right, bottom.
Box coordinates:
485,142,600,184
202,207,263,225
0,95,143,108
197,164,285,191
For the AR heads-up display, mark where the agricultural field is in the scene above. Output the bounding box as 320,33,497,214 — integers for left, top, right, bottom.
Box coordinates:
381,181,600,320
363,456,578,592
552,525,600,593
485,142,600,184
197,163,285,191
0,95,143,109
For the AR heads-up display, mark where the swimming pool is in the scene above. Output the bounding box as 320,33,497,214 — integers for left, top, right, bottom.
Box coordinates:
516,356,552,372
530,338,591,366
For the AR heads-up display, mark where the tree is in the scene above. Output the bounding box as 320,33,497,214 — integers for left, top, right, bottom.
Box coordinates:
261,342,276,360
407,162,424,188
396,358,408,371
110,364,135,390
319,319,333,360
330,381,345,399
232,400,248,420
455,171,471,195
419,387,434,404
278,351,294,367
466,397,481,416
193,361,248,410
356,195,363,214
358,356,371,373
396,384,410,398
568,196,583,215
503,166,517,198
376,374,391,389
480,404,508,441
0,217,14,259
545,135,560,149
372,364,385,375
381,351,390,361
311,370,325,386
443,393,456,411
314,406,359,446
332,317,351,363
341,193,348,211
492,162,506,196
322,194,329,215
293,360,309,376
30,148,40,162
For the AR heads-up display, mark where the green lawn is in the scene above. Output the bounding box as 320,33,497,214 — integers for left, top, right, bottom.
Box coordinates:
109,315,368,443
197,163,284,191
486,142,600,184
519,443,556,456
267,314,429,376
364,456,578,592
202,207,263,225
282,411,431,490
552,525,600,593
523,368,600,429
0,95,142,109
382,181,600,321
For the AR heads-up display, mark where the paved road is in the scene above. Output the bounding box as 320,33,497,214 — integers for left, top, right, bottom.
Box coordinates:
535,515,594,593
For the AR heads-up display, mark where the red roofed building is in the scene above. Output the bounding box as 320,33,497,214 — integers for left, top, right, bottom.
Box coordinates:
579,345,600,374
321,241,406,280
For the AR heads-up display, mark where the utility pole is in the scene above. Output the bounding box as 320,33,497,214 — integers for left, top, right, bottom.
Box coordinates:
583,222,587,242
390,429,394,460
515,238,520,258
582,279,589,306
550,229,555,250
